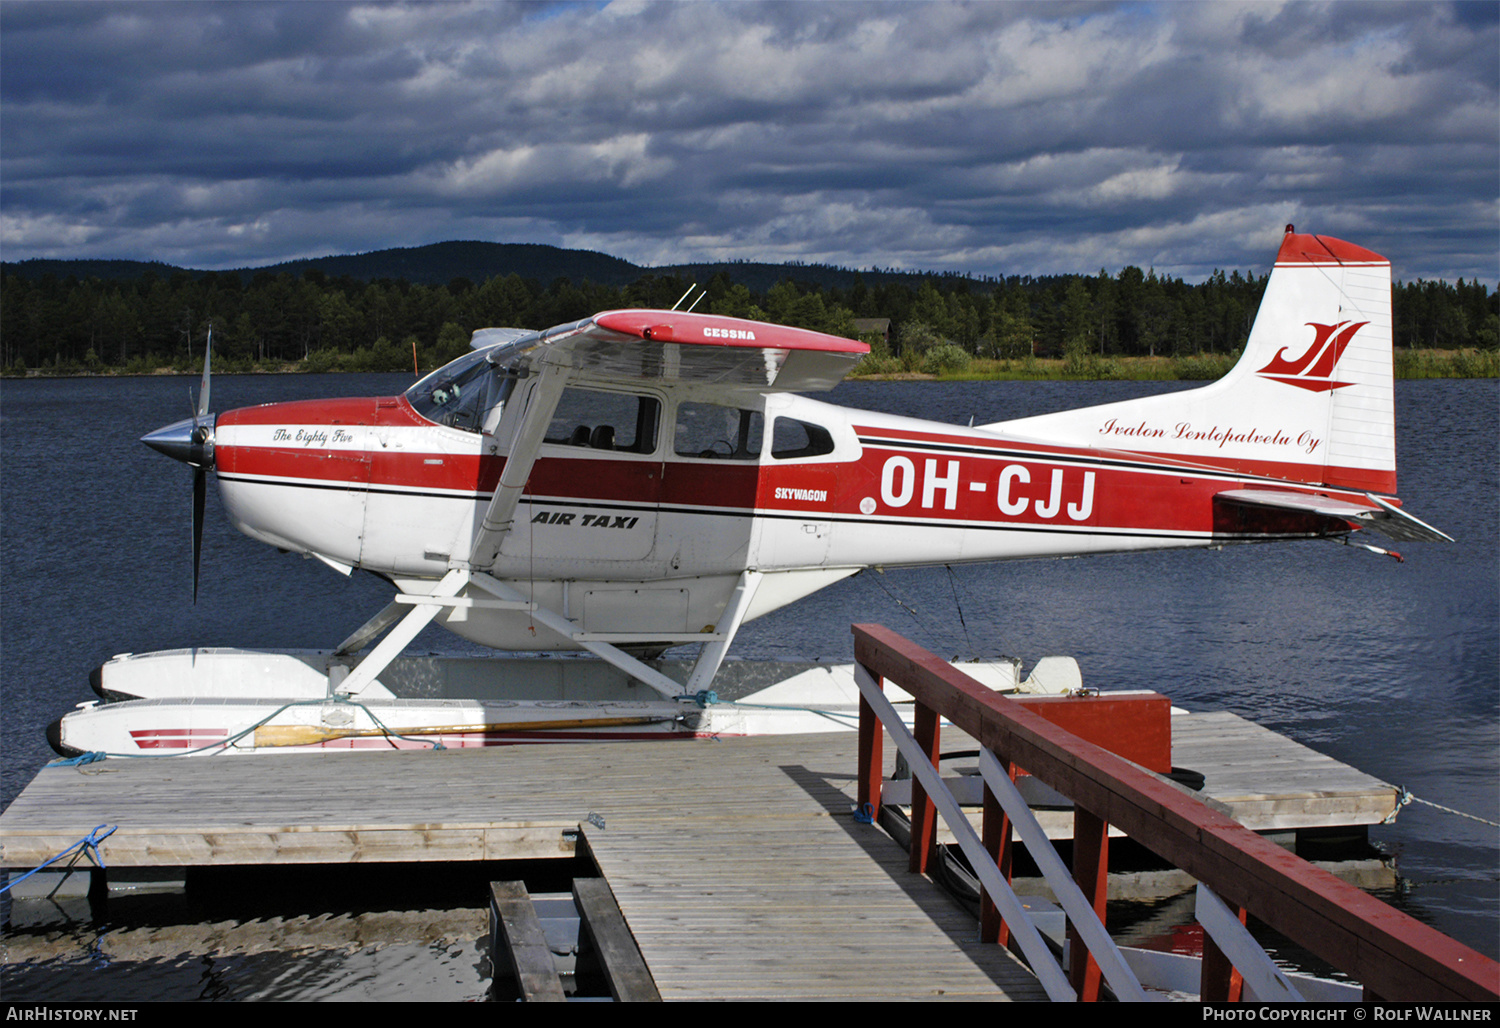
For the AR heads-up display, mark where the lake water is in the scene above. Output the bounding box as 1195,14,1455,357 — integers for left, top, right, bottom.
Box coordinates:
2,373,1495,999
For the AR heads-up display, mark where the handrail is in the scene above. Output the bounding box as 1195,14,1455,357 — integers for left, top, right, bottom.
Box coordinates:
853,623,1500,1003
855,661,1095,1000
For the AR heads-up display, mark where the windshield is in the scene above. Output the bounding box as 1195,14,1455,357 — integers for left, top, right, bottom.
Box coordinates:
406,349,515,432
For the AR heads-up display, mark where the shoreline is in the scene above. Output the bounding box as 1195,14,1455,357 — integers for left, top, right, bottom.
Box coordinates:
3,348,1496,382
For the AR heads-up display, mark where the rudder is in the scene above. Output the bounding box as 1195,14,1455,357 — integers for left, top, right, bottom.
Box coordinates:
986,226,1396,493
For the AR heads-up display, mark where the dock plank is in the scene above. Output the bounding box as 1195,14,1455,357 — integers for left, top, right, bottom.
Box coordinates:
489,881,568,1003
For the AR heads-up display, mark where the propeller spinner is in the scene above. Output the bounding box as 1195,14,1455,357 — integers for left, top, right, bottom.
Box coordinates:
142,326,215,602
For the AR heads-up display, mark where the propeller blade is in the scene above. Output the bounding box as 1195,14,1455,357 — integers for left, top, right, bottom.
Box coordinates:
190,324,213,603
197,325,212,420
192,466,206,604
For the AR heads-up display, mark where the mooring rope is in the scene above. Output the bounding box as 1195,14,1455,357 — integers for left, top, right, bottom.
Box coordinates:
945,564,975,655
726,700,861,726
0,824,117,895
350,700,448,750
1386,787,1500,829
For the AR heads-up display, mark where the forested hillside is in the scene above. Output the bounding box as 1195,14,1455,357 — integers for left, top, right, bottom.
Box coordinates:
3,243,1494,377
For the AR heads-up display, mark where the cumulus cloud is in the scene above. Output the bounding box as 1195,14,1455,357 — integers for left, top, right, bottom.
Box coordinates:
1,0,1494,282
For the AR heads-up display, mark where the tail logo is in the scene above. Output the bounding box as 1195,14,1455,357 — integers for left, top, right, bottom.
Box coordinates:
1256,321,1366,392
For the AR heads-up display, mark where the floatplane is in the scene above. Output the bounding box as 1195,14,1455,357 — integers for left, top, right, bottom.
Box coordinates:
49,226,1450,756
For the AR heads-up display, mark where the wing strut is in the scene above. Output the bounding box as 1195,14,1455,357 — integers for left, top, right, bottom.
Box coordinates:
334,569,469,696
467,362,571,571
683,570,762,697
333,570,535,697
332,571,762,704
334,600,406,656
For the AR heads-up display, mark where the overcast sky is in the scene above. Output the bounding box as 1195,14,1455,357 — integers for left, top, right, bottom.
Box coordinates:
2,1,1496,283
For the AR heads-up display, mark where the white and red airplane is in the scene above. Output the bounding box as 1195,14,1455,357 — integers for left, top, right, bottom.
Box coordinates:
49,226,1448,756
137,225,1449,702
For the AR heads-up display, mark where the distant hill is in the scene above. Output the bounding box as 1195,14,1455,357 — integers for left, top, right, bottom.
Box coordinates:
257,241,644,287
2,241,982,293
1,258,190,282
1,242,640,287
653,259,966,294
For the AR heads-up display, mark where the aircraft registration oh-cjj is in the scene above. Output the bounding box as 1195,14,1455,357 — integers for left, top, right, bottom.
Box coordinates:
49,226,1451,756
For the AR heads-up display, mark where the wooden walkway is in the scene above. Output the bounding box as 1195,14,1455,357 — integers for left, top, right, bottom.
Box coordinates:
576,757,1046,1000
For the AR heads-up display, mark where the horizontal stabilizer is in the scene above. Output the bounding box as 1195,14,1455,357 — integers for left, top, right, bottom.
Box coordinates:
1360,494,1455,543
1215,490,1452,543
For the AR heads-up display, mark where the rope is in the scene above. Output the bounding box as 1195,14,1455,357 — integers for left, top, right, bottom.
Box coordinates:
48,751,107,767
873,565,1010,661
871,567,945,640
351,700,448,750
1,824,116,895
726,701,862,727
1386,787,1500,828
945,565,974,655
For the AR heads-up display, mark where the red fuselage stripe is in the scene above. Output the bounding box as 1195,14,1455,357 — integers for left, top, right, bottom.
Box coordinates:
215,401,1382,537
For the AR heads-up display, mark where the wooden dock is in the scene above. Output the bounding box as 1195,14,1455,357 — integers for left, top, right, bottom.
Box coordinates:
0,711,1399,1001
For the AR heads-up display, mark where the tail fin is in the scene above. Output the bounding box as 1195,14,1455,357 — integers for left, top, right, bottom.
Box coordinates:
987,226,1397,493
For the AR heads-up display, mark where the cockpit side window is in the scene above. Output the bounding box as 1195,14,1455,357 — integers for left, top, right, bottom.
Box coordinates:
674,402,764,460
770,417,835,459
543,387,660,454
406,350,514,433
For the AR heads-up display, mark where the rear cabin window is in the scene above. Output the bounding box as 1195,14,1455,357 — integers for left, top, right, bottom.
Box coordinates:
770,417,835,459
544,387,659,454
674,403,764,460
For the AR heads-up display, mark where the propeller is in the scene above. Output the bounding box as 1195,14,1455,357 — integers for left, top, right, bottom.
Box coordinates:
142,325,216,602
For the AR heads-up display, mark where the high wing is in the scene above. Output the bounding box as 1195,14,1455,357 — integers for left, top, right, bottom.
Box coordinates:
466,310,867,571
471,309,868,393
1214,489,1454,543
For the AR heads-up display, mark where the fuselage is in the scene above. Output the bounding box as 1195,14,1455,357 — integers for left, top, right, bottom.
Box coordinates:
209,370,1358,649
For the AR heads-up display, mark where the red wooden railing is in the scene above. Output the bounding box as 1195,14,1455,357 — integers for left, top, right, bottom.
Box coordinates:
853,623,1499,1002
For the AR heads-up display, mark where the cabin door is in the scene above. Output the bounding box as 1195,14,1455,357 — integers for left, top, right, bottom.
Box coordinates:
499,385,663,564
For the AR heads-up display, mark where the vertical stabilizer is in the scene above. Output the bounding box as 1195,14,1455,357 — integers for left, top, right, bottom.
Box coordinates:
986,227,1397,493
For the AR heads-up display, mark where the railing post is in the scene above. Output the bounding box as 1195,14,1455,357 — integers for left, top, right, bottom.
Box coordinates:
1202,904,1248,1002
907,700,940,875
856,669,884,817
1068,806,1110,1001
980,754,1017,946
